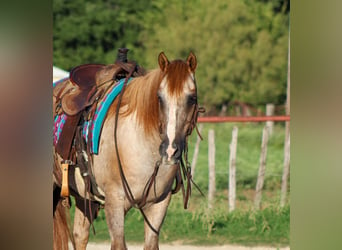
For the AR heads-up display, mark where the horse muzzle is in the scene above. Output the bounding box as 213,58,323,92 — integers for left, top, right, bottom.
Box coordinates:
159,138,183,165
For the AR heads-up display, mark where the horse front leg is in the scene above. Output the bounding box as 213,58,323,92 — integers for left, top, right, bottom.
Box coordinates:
143,192,172,250
73,205,90,250
105,191,127,250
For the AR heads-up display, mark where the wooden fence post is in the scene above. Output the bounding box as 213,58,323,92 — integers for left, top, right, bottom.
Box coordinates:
254,126,269,210
280,30,291,208
208,129,216,210
228,126,238,212
191,124,203,179
280,133,290,207
266,103,275,136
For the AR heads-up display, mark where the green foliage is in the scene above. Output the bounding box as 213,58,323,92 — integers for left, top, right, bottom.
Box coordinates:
53,0,289,113
139,0,289,111
53,0,159,69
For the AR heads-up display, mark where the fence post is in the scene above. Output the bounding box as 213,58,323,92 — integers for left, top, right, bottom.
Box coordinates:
280,30,291,208
280,133,290,207
228,126,238,212
208,129,216,210
191,124,203,179
266,103,275,136
254,126,269,210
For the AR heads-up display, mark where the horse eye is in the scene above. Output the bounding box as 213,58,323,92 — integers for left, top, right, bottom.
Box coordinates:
157,94,163,104
187,95,197,105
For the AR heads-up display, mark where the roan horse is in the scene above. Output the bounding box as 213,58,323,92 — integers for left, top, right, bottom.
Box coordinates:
53,51,201,250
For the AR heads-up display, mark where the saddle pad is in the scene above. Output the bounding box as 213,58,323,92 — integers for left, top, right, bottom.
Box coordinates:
53,77,132,154
83,77,132,154
53,113,67,146
53,78,68,147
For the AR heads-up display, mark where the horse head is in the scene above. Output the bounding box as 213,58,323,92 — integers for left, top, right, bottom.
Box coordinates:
157,52,199,165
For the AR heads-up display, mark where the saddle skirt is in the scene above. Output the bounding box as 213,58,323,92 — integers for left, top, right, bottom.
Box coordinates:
53,77,132,154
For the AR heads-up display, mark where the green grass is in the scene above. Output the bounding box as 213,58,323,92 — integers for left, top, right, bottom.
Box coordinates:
71,123,290,246
87,194,289,246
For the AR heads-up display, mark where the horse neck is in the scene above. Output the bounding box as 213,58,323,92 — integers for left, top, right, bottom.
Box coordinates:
118,69,162,138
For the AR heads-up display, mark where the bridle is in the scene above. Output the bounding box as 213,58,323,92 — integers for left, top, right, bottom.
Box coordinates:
175,97,205,209
113,66,205,235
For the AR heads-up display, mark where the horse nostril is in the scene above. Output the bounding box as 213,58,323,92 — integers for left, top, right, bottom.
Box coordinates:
159,139,169,157
172,143,182,159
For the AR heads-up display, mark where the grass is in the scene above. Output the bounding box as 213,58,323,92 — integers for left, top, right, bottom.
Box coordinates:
87,194,289,247
70,123,290,246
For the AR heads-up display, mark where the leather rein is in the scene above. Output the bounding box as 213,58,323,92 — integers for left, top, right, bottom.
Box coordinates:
113,65,204,235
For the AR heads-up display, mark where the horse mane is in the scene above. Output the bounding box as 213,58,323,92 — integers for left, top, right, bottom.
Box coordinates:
108,60,191,136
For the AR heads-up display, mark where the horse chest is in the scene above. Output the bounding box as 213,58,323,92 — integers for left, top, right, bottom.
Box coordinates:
127,160,178,202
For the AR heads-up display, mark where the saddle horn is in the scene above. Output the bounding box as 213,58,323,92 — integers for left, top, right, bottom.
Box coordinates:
116,48,129,63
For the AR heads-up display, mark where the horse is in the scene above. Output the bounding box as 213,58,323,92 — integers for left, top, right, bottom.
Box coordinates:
53,51,201,250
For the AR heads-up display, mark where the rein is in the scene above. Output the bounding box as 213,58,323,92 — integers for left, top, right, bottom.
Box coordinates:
113,62,140,207
178,103,205,209
113,63,161,235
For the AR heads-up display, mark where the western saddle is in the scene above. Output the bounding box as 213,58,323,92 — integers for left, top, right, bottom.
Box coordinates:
55,48,145,117
53,48,145,226
54,48,145,158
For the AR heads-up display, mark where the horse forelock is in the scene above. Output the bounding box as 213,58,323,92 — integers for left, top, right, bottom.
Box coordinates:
165,60,193,97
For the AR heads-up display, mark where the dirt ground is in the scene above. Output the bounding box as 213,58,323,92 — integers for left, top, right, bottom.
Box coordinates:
84,242,290,250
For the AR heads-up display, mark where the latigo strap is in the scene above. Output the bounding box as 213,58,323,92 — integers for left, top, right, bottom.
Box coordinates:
60,163,69,197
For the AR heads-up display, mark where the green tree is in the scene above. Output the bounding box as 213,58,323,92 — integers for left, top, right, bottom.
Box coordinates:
53,0,289,113
53,0,161,70
139,0,289,113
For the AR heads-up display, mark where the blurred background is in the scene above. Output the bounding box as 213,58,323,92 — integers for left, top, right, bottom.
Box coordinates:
53,0,290,116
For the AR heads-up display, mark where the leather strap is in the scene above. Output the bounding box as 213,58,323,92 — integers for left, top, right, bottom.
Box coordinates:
113,63,161,235
60,163,69,197
55,112,82,160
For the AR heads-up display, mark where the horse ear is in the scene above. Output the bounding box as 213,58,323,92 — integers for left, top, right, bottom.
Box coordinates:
186,52,197,72
158,52,169,72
